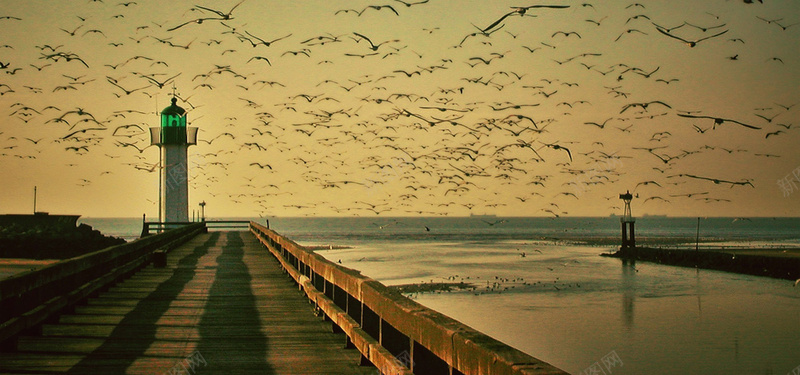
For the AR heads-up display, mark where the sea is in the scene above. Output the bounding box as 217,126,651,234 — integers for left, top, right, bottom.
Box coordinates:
79,216,800,375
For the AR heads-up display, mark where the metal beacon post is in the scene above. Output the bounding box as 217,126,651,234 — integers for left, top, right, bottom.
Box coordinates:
619,190,636,254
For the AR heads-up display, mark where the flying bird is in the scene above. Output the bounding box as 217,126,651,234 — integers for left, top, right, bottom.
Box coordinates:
358,5,400,16
107,79,149,96
765,130,784,139
614,28,648,42
672,174,754,188
249,162,272,169
194,1,244,19
138,72,181,89
584,118,614,129
552,31,581,38
394,0,429,6
677,113,761,130
166,1,244,31
352,32,399,51
620,101,672,113
655,26,729,47
242,30,292,47
62,127,105,140
539,142,572,162
480,5,570,33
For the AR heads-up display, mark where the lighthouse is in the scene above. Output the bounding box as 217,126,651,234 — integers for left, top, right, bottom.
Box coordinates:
150,97,197,223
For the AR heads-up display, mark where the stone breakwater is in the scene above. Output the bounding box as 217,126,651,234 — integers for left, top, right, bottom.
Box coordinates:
0,217,125,260
604,247,800,281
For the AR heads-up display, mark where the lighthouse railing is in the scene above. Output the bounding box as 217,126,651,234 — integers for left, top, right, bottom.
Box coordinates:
141,220,250,236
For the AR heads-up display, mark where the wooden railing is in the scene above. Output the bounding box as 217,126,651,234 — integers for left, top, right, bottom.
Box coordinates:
141,220,250,236
0,222,205,345
250,221,568,375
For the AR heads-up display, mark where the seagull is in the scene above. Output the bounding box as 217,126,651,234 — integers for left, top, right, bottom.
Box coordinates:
22,137,44,144
635,180,662,190
60,24,84,36
539,142,572,162
673,174,754,188
643,196,670,203
115,141,151,153
352,32,399,51
481,5,570,33
358,5,400,16
677,113,761,130
166,1,244,31
614,28,648,42
243,30,292,47
551,31,581,38
138,72,181,89
394,0,429,6
584,118,613,129
112,124,144,136
655,26,729,47
107,78,148,96
247,56,271,65
62,127,105,140
765,130,784,139
194,1,244,20
620,101,671,113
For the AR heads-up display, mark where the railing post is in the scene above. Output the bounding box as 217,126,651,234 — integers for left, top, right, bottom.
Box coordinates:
380,319,411,366
140,214,149,237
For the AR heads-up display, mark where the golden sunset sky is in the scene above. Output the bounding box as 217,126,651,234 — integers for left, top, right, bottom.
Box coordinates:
1,0,798,218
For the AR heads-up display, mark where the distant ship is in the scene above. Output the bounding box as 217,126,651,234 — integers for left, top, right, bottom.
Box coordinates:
469,213,497,219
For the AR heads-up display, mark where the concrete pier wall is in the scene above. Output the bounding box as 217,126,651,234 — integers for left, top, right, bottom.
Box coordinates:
606,246,800,280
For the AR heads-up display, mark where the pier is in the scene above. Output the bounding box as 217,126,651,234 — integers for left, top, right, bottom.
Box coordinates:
0,222,568,374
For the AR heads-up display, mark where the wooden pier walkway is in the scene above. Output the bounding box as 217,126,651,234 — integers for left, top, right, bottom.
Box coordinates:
0,231,373,374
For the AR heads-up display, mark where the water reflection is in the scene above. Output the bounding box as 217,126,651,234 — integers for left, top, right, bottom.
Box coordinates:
621,259,636,330
695,268,703,321
318,240,800,375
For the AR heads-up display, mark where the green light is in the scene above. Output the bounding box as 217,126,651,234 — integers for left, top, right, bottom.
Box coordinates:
160,97,188,143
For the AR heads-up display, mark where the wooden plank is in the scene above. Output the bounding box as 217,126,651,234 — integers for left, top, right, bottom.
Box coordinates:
0,231,375,375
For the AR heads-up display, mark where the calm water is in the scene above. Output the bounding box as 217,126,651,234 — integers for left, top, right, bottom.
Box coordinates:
80,216,800,375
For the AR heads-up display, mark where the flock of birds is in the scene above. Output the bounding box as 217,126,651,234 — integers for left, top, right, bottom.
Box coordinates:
0,0,798,217
398,274,584,298
366,244,589,298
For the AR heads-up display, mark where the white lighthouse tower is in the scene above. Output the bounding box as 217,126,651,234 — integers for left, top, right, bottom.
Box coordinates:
150,97,197,223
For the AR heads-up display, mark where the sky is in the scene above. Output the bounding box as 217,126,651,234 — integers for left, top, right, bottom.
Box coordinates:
0,0,799,218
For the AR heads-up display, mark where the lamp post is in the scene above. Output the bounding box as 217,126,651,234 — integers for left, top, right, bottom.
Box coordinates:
199,201,206,222
695,217,701,252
